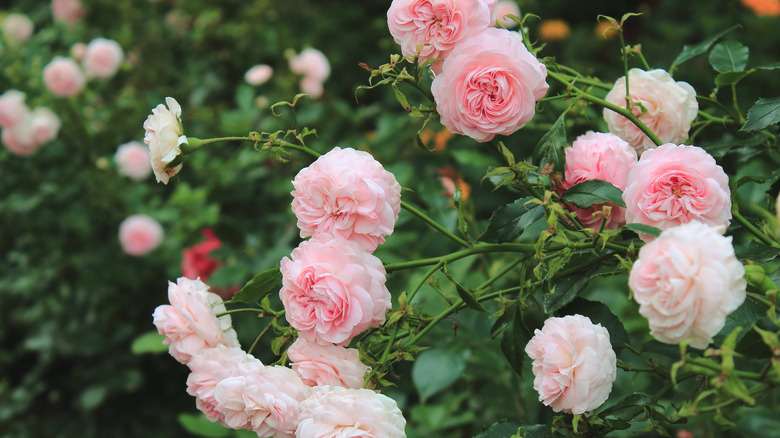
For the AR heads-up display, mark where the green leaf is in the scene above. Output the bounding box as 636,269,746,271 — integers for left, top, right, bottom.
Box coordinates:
481,197,544,243
670,25,740,72
559,298,630,353
442,264,488,312
543,265,598,314
714,69,754,87
709,41,749,73
130,331,168,354
177,413,230,437
622,223,662,238
491,301,532,376
599,392,661,421
229,268,282,304
713,299,765,346
532,113,567,174
561,179,626,209
735,239,779,263
475,421,551,438
741,96,780,131
412,346,472,402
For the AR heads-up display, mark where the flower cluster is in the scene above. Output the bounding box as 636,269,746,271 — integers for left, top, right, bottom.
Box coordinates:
42,37,124,98
0,90,61,156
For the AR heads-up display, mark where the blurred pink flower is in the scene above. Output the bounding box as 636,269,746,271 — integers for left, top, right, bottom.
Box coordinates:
629,221,746,349
114,141,152,181
2,121,40,156
558,132,637,229
495,0,520,28
143,97,186,184
244,64,273,86
29,107,61,145
387,0,497,73
2,13,34,45
623,143,731,241
42,56,86,97
119,214,164,256
152,277,240,364
289,48,330,82
291,147,402,252
70,42,87,60
0,90,30,129
525,314,616,415
52,0,85,26
82,37,124,79
604,69,698,156
296,386,407,438
431,27,548,142
280,234,391,346
288,338,370,389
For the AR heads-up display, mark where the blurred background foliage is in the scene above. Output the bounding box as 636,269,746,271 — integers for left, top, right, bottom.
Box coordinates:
1,0,779,437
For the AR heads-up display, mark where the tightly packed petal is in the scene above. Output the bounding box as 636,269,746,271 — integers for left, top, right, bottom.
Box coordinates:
288,338,371,389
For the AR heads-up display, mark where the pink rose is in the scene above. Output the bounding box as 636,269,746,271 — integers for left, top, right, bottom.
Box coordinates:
0,90,30,128
629,221,746,349
604,68,698,155
622,143,731,241
244,64,273,86
280,235,392,346
82,37,124,79
287,338,371,389
2,13,34,45
296,386,407,438
431,27,548,143
29,107,61,144
187,345,255,424
291,147,402,252
51,0,85,26
152,277,240,364
387,0,497,73
495,0,521,28
525,314,617,415
300,76,324,99
2,120,40,156
119,214,164,256
42,56,86,97
143,97,186,184
289,48,330,82
558,132,637,230
214,364,308,438
114,141,152,181
70,42,87,60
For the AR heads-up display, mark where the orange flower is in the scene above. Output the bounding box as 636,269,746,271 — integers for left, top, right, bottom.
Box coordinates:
437,167,471,201
419,127,453,151
742,0,780,16
538,19,570,42
595,20,618,39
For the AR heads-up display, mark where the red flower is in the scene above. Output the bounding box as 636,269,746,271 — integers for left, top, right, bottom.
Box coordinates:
181,229,222,282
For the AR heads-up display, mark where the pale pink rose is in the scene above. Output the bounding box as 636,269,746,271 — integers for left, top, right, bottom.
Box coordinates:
431,27,548,143
287,338,371,389
2,13,34,45
186,345,255,424
629,221,746,349
623,143,731,241
291,147,402,252
604,68,698,155
214,364,308,438
296,386,407,438
51,0,85,26
244,64,273,86
42,56,86,97
2,120,40,156
82,37,124,79
280,235,392,346
119,214,164,256
0,89,30,128
70,42,87,60
387,0,497,73
525,314,617,415
114,141,152,181
495,0,520,28
29,107,61,144
143,97,186,184
300,76,324,99
558,132,637,230
152,277,240,364
289,48,330,82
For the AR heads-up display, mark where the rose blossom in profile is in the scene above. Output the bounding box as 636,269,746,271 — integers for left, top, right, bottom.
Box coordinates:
2,13,34,45
280,234,392,346
495,0,520,28
525,314,617,415
629,221,746,349
296,386,407,438
181,228,222,282
244,64,273,86
558,132,637,229
42,56,86,97
114,141,152,181
622,143,731,241
604,68,698,155
431,27,548,143
52,0,85,26
152,277,240,364
387,0,497,73
143,97,187,184
287,338,371,389
291,147,402,252
82,37,124,79
186,345,254,424
119,214,164,256
0,90,30,128
29,107,61,144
